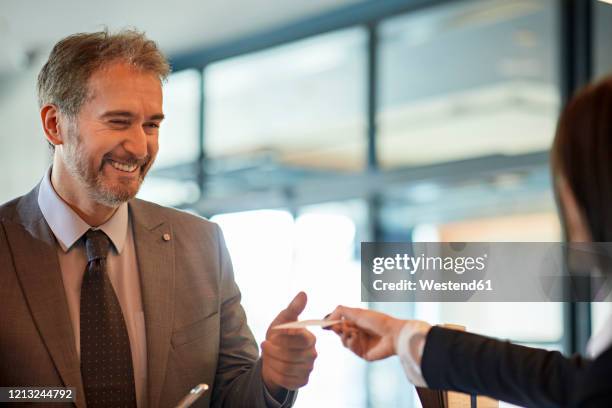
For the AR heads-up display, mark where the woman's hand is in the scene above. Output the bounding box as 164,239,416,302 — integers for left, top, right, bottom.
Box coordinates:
327,306,407,361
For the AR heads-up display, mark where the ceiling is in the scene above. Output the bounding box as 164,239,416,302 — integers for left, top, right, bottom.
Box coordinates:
0,0,363,75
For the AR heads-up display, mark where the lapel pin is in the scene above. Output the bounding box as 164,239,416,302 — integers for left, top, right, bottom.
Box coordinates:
162,233,171,242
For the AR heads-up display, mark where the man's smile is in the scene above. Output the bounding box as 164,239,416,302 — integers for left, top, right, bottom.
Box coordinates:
106,159,139,173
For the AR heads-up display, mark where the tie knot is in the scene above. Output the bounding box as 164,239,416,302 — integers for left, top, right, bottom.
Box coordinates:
84,229,111,262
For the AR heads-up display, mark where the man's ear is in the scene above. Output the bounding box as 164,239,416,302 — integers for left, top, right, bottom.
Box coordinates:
40,104,65,147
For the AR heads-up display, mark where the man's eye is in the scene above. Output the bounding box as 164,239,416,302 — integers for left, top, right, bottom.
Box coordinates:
145,123,160,129
110,120,130,126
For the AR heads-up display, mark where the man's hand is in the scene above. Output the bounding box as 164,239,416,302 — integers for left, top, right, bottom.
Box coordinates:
261,292,317,398
327,305,406,361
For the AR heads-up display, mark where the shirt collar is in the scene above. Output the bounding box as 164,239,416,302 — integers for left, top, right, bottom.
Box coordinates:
37,167,128,253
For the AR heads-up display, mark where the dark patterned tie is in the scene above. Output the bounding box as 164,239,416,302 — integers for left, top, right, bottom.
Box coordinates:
80,229,136,408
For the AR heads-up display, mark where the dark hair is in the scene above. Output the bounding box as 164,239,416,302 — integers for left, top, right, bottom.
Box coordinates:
37,28,170,117
551,76,612,242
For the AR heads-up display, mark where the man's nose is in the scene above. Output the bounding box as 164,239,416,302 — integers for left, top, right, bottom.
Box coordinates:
123,126,148,159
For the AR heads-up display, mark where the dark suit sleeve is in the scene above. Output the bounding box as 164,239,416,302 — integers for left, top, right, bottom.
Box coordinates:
421,326,589,408
572,346,612,406
210,224,297,408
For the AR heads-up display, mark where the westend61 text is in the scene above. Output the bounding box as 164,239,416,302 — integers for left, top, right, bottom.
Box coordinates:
372,279,493,292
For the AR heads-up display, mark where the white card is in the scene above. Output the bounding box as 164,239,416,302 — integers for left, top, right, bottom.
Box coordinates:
272,319,341,330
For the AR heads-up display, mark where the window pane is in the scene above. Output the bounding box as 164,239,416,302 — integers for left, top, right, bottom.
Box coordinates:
592,302,612,347
594,0,612,79
155,69,200,168
380,171,563,340
211,209,296,343
205,28,367,177
378,0,559,168
137,177,200,207
292,201,367,408
372,171,563,406
212,200,368,408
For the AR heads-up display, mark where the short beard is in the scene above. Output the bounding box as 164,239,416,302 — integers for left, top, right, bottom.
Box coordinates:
62,122,150,208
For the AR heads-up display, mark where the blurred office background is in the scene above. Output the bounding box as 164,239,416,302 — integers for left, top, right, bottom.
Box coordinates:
1,0,612,406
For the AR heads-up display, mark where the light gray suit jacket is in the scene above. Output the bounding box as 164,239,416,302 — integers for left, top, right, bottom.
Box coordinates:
0,184,295,408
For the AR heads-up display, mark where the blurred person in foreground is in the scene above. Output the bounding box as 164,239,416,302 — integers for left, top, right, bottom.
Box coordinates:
329,76,612,407
0,30,316,408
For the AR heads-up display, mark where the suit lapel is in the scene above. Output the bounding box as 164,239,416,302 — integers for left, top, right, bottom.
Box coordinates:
129,200,175,408
5,185,86,408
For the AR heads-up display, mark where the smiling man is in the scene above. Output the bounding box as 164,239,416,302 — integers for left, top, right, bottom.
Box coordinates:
0,30,316,408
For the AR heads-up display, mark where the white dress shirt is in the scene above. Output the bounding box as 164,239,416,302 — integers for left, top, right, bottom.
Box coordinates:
395,320,431,387
38,168,148,408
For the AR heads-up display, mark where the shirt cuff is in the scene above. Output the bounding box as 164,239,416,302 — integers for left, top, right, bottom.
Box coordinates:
263,383,291,408
395,320,432,387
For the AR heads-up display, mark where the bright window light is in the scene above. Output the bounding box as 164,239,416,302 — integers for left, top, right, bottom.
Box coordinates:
211,209,366,408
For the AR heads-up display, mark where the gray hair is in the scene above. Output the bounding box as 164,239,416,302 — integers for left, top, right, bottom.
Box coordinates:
37,29,171,118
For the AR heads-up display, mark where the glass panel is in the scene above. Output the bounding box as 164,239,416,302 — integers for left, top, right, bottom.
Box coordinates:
378,0,559,168
371,171,562,406
205,28,367,177
292,201,367,408
154,69,200,169
211,200,368,408
417,213,562,340
594,0,612,79
592,302,612,348
136,176,200,207
211,209,296,342
379,171,563,341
